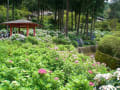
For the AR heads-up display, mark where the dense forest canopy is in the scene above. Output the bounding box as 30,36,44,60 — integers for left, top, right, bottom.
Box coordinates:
1,0,119,38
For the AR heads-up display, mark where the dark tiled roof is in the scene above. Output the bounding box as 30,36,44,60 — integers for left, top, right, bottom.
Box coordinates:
1,19,36,24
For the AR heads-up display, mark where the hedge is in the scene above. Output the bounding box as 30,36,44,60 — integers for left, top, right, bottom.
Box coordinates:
95,50,120,69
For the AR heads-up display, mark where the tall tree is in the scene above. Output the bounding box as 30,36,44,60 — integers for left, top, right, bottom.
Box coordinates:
65,0,69,36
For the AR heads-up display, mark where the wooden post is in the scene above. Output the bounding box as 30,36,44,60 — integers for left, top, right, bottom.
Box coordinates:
33,27,36,36
26,24,29,37
18,27,21,34
10,25,12,37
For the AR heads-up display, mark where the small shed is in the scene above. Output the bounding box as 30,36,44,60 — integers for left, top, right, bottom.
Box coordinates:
1,19,38,37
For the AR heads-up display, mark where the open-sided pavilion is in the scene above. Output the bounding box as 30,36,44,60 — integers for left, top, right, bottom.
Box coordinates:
1,19,38,37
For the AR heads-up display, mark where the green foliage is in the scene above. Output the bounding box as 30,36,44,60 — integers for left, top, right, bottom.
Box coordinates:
95,19,120,31
84,40,96,46
95,21,110,31
71,40,79,47
57,45,75,51
53,37,71,45
96,33,120,69
98,35,120,58
0,6,7,23
94,30,112,42
0,37,108,89
10,34,25,42
94,69,120,89
25,37,39,45
112,31,120,37
65,75,93,90
109,0,120,19
95,50,120,69
43,16,57,30
0,5,31,29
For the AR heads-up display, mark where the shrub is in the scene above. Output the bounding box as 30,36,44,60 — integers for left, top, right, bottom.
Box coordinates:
95,50,120,69
71,40,79,47
25,37,39,45
11,34,25,42
58,45,75,51
98,35,120,58
0,36,109,90
112,31,120,37
95,21,110,31
65,75,93,90
94,68,120,89
84,40,96,45
53,37,71,45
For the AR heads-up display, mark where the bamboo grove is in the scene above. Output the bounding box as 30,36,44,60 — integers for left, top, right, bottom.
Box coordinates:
0,0,106,39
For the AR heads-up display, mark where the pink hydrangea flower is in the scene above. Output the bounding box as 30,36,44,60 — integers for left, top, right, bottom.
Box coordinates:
38,69,47,74
96,62,100,65
54,77,59,80
54,46,58,50
9,60,13,63
75,60,79,64
89,82,94,86
26,59,29,62
92,64,96,66
90,55,94,58
102,63,106,66
49,71,52,73
63,59,66,61
88,70,93,74
56,58,58,60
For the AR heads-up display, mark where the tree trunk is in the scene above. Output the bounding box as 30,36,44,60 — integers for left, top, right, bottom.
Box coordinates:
54,10,57,21
93,18,95,33
77,11,81,36
40,9,42,23
75,11,77,30
71,11,73,31
58,9,60,30
81,23,83,34
64,0,69,36
12,0,15,20
80,16,84,35
90,14,94,39
43,8,45,22
84,22,86,35
6,0,9,30
60,10,63,31
37,0,40,23
61,10,64,32
41,8,43,24
86,11,89,39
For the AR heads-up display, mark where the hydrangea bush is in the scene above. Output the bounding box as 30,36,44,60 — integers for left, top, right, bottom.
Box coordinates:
0,30,117,90
10,34,26,41
94,68,120,89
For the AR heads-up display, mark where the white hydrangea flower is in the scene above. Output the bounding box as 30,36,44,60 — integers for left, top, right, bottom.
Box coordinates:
117,68,120,71
99,85,117,90
11,81,20,86
116,86,120,89
94,73,113,81
114,68,120,80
